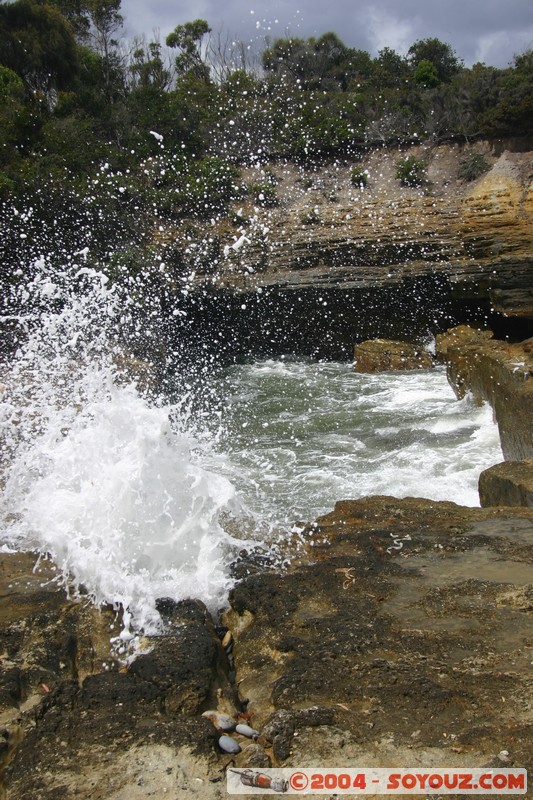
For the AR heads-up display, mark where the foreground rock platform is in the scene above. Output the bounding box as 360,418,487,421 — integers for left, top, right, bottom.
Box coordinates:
3,497,533,799
224,497,533,781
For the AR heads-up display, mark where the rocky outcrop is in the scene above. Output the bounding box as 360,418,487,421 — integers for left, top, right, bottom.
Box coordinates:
191,142,533,313
353,338,433,372
479,460,533,508
0,552,236,800
435,323,495,361
3,497,533,797
438,326,533,460
224,497,533,771
436,325,533,507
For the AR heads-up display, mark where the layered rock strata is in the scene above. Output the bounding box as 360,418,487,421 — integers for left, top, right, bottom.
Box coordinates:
193,142,533,318
438,327,533,461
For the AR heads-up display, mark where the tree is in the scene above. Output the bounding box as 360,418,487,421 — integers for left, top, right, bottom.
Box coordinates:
371,47,409,88
479,49,533,136
408,38,462,83
166,19,211,81
344,48,374,85
262,36,309,81
129,38,172,90
0,64,36,176
262,33,360,91
48,0,123,48
0,0,78,98
447,62,502,135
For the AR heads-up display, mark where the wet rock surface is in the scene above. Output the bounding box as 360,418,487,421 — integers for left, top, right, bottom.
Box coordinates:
223,497,533,787
479,460,533,508
353,339,434,372
2,497,533,798
440,327,533,459
0,557,233,799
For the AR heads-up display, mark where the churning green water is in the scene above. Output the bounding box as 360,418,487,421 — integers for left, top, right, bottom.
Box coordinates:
210,359,502,530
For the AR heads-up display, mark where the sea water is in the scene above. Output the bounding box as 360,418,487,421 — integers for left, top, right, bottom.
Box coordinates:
0,267,502,638
208,358,502,528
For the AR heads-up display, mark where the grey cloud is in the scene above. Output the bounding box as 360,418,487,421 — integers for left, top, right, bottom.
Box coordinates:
120,0,533,66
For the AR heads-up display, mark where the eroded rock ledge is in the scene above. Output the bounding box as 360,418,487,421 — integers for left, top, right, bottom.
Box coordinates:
190,141,533,315
434,324,533,508
2,497,533,798
439,329,533,461
349,325,533,505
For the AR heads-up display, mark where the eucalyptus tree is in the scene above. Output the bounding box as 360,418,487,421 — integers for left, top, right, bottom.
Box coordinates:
166,19,211,82
407,37,463,84
0,0,79,99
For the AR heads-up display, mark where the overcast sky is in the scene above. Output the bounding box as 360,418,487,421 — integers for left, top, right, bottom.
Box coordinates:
119,0,533,68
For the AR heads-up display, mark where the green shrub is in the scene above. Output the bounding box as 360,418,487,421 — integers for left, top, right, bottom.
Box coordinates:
458,151,490,181
300,209,321,225
173,156,244,218
0,171,15,197
249,181,278,207
350,168,369,188
395,155,428,186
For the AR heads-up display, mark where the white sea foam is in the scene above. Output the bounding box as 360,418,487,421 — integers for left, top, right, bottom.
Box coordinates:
0,265,247,638
210,360,503,520
0,267,504,638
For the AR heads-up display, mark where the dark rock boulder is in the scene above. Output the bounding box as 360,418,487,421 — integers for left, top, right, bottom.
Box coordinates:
353,338,433,372
479,460,533,508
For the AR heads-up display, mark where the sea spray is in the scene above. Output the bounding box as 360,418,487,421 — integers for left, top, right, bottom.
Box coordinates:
0,259,251,638
0,258,503,642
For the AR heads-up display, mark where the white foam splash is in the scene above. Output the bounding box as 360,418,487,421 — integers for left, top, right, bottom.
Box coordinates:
0,262,246,637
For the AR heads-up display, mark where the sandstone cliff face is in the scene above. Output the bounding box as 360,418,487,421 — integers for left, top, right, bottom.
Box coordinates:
200,140,533,318
438,327,533,461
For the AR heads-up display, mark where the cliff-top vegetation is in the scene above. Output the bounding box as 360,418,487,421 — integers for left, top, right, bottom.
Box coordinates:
1,0,532,291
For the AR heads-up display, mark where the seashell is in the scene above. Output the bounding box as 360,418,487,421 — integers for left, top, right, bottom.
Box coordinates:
202,710,236,731
218,734,241,754
235,723,260,739
221,630,233,649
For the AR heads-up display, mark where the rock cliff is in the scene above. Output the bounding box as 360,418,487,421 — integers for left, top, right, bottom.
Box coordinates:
168,139,533,361
200,140,533,316
437,326,533,461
